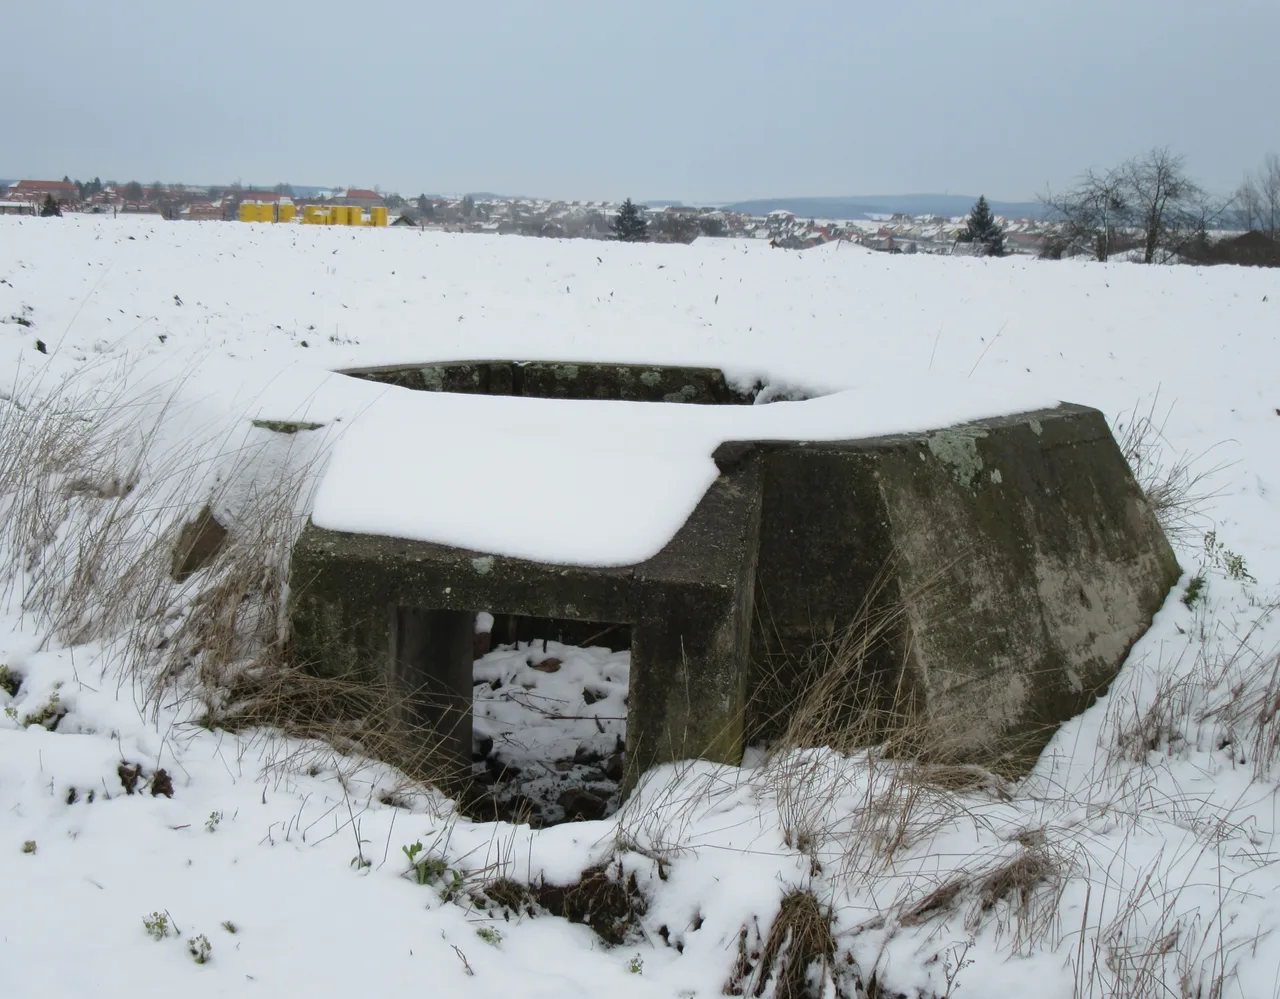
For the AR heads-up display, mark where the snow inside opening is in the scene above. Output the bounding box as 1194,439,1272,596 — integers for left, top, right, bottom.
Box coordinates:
467,613,631,826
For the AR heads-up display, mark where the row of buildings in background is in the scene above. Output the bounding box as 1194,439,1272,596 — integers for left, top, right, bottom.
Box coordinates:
1,179,1057,254
0,179,390,222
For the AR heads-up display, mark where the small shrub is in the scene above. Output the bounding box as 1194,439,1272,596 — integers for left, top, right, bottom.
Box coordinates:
143,912,171,940
187,934,212,964
1182,574,1206,608
941,938,975,998
21,840,35,854
21,681,63,729
0,664,20,697
628,954,644,974
205,810,222,832
1203,530,1254,583
402,840,449,886
221,920,237,934
439,868,465,902
476,926,502,946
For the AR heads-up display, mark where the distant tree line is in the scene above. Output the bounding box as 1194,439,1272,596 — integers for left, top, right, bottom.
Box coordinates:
1041,148,1278,266
607,199,729,244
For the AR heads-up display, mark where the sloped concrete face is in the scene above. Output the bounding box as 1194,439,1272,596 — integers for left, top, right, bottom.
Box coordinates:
744,404,1180,772
288,401,1179,784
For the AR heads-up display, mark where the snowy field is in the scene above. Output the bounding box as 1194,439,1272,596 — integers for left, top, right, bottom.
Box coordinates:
0,214,1278,998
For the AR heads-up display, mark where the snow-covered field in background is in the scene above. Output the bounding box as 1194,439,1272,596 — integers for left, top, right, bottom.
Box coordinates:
0,215,1278,998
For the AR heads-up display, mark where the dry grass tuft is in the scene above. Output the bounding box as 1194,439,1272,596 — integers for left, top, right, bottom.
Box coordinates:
897,839,1071,956
732,889,840,999
1072,853,1257,999
754,564,1005,881
1106,599,1280,778
968,842,1069,952
0,362,459,793
1113,396,1231,546
211,663,468,790
532,861,647,947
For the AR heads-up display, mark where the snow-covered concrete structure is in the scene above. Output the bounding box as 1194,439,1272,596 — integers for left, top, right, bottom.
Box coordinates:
289,365,1179,786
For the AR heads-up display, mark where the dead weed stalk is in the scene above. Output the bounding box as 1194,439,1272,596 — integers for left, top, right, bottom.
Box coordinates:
1114,395,1232,547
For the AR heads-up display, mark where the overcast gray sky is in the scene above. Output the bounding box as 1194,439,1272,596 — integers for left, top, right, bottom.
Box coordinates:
4,0,1276,202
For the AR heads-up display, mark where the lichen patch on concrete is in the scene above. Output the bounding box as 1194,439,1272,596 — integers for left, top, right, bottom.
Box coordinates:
925,428,989,488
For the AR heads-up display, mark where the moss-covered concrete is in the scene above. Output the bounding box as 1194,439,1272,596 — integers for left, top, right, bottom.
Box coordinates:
289,401,1179,787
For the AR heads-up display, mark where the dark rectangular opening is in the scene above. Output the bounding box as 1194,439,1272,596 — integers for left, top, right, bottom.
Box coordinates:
465,612,631,827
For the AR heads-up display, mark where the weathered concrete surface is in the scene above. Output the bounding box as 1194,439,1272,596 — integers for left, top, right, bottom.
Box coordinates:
290,462,762,779
289,401,1179,784
340,359,754,404
744,403,1180,772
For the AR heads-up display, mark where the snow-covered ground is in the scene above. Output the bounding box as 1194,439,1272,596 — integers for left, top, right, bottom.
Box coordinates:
472,637,629,826
1,214,1278,998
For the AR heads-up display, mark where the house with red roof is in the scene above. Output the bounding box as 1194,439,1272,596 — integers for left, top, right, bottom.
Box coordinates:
7,180,78,205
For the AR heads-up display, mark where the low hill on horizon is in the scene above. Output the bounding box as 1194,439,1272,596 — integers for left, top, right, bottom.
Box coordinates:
718,194,1048,220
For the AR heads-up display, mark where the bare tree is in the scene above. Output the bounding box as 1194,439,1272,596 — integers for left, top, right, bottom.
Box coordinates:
1123,148,1204,263
1236,153,1280,237
1040,166,1128,261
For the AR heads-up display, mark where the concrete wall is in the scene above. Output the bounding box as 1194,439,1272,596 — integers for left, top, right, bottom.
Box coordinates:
340,360,753,404
744,404,1180,772
290,466,762,782
289,402,1179,785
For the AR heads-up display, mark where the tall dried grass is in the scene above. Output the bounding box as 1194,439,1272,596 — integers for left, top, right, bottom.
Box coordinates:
1114,396,1232,546
0,360,458,791
753,564,1007,883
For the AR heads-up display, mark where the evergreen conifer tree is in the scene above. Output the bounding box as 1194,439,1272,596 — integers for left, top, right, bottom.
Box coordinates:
960,195,1004,255
611,198,648,242
40,194,61,217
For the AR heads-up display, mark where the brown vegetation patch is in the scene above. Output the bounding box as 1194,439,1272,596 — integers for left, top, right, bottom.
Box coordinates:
727,890,839,999
532,862,646,946
118,762,143,794
149,768,174,797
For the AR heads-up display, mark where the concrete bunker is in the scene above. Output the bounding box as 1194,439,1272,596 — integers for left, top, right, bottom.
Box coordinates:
340,359,815,405
289,400,1180,819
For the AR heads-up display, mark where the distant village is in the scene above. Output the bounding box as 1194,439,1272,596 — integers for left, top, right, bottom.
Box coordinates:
0,178,1059,255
